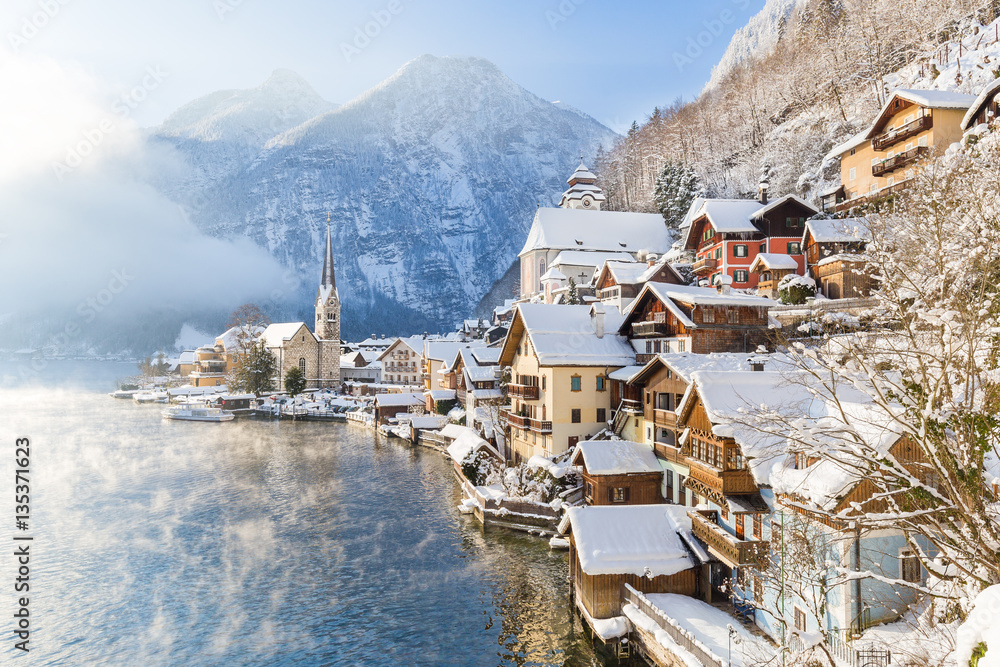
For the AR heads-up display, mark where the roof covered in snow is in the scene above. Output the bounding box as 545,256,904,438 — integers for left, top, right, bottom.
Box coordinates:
824,129,870,161
470,348,501,365
868,89,978,136
962,77,1000,130
567,505,695,577
803,218,869,245
749,253,800,272
504,303,635,367
540,267,567,282
260,322,314,348
750,194,818,220
519,207,672,257
373,392,426,408
696,199,765,233
573,440,663,475
552,250,635,269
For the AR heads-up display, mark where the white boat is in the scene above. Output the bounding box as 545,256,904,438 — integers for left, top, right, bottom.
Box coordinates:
110,389,139,399
161,406,235,422
134,391,168,404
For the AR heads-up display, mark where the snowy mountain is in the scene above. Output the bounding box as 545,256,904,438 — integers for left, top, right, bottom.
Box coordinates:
705,0,809,90
150,56,618,337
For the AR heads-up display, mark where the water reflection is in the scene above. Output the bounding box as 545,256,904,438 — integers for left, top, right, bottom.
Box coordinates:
0,361,601,666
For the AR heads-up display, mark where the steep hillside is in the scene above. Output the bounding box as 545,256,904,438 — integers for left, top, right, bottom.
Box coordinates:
151,56,617,338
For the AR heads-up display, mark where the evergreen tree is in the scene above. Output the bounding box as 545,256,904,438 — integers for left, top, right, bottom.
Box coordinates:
653,161,702,231
283,365,306,397
230,340,277,397
566,278,580,305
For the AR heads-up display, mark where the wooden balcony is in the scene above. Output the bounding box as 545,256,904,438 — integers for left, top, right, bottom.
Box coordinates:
687,458,758,496
508,383,539,399
688,510,769,568
632,321,670,337
691,257,718,274
653,442,686,465
501,410,552,434
871,115,932,151
871,146,928,177
834,179,912,213
653,408,677,428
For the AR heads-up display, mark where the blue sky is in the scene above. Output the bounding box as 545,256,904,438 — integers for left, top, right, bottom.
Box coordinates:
3,0,765,132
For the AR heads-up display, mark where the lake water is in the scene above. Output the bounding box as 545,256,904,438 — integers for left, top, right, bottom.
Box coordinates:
0,361,600,666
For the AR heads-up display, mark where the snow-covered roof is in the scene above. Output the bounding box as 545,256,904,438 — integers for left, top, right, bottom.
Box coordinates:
749,253,800,272
425,389,456,401
260,322,314,348
599,258,684,287
470,348,501,365
638,282,774,316
540,267,567,282
697,199,765,233
373,392,425,407
573,440,662,475
815,253,867,267
803,218,869,244
446,427,491,463
519,207,672,256
567,160,598,183
824,129,869,161
510,303,635,367
962,77,1000,130
678,197,706,230
464,365,497,382
177,350,195,364
867,89,978,138
567,505,695,577
409,415,448,429
425,340,483,363
607,365,645,382
750,194,818,220
552,250,635,269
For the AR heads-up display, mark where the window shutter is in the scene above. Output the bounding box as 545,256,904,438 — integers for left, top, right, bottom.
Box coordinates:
624,487,630,502
607,487,614,503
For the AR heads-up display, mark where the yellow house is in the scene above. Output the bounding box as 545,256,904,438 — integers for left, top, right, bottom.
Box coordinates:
822,89,976,213
498,303,635,463
189,343,229,387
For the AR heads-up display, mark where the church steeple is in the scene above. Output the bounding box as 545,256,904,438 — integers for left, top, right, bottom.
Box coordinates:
320,215,336,290
559,158,606,210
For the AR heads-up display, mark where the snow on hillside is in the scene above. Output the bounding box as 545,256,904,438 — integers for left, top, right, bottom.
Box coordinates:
706,0,809,90
150,56,618,337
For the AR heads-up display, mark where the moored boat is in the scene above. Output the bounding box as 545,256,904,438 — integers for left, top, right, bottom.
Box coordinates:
161,406,235,422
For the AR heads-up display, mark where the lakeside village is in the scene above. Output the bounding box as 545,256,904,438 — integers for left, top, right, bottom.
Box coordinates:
111,82,1000,667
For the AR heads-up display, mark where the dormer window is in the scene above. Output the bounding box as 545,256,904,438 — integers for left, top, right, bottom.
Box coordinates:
575,239,583,245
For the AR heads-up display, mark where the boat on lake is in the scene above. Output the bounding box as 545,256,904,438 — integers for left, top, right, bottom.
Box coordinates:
161,406,235,422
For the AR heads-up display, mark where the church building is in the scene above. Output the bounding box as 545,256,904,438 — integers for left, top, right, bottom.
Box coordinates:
260,223,342,389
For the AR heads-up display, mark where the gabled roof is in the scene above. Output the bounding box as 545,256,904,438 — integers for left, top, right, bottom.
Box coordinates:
801,218,869,246
749,253,800,272
749,194,818,220
824,129,870,162
572,440,662,475
470,348,501,365
962,78,1000,130
552,250,635,268
375,335,425,361
373,392,426,408
540,267,567,282
867,89,977,137
596,258,685,289
519,207,673,257
260,322,315,348
566,505,694,577
620,282,774,334
682,199,765,248
500,303,634,367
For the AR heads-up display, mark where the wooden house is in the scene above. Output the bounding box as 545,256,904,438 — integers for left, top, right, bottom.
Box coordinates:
801,219,873,300
571,440,663,505
566,505,699,622
962,78,1000,132
748,253,800,299
681,193,817,289
372,392,425,425
618,282,773,361
593,256,685,312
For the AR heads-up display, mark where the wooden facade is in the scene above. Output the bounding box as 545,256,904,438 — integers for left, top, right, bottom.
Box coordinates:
581,471,663,506
811,257,874,300
569,538,699,619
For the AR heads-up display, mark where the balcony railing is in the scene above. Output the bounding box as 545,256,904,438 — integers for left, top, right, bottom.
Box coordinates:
632,321,670,337
688,510,769,568
871,146,928,177
508,383,539,399
692,257,718,274
501,410,552,433
687,458,758,495
835,179,913,213
871,114,932,151
653,408,677,427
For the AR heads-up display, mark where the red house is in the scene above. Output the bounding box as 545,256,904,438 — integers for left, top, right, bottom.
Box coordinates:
683,191,818,290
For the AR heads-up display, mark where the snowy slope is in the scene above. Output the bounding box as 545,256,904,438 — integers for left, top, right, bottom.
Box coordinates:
150,56,618,337
705,0,809,90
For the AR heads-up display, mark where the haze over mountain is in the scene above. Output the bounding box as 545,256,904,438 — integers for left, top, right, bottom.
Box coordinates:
150,55,618,339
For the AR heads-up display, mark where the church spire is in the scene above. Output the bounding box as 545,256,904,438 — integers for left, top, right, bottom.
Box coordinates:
320,214,336,290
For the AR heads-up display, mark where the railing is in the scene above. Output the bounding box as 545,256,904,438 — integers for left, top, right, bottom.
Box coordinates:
871,146,928,177
635,353,656,364
835,180,912,212
501,410,552,433
687,459,759,495
653,408,676,427
508,384,539,399
692,257,718,273
632,321,669,337
688,510,769,568
871,114,932,151
821,629,891,667
622,584,725,667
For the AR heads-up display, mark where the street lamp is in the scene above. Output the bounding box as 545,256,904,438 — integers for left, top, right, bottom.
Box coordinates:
728,624,741,665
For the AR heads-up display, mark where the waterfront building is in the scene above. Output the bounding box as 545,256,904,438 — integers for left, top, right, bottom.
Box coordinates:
571,440,663,506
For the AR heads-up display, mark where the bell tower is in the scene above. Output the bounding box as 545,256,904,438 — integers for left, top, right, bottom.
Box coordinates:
315,217,341,387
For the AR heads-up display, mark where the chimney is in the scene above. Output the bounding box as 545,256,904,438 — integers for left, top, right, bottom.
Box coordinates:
591,303,605,338
715,274,733,295
749,357,766,372
758,178,769,205
647,253,658,268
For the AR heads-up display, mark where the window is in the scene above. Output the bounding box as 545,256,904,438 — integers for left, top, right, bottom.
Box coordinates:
596,375,606,391
665,470,674,501
597,408,606,423
794,608,807,633
849,167,857,181
787,242,801,255
571,376,581,392
585,482,594,501
900,550,921,583
785,216,804,228
887,176,895,186
702,228,715,241
759,243,766,253
715,247,722,260
753,514,762,539
610,487,629,503
870,183,879,193
703,307,715,323
727,309,739,324
298,358,306,375
733,270,749,283
849,147,856,156
736,513,745,539
677,340,685,353
918,136,928,147
904,142,913,151
541,375,546,391
871,157,881,167
721,504,729,521
571,409,581,423
734,244,748,258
